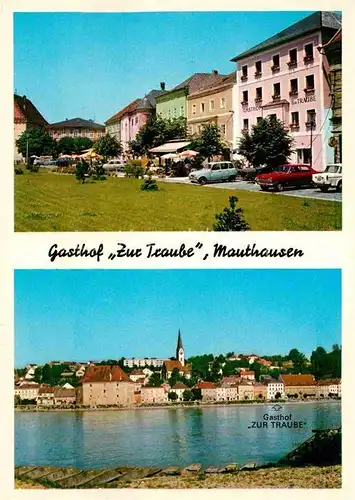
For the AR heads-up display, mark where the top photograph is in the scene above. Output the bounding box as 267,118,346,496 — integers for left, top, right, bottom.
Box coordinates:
14,10,342,232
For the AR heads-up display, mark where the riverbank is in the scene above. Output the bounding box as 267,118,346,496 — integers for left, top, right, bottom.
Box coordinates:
15,398,340,412
15,465,341,489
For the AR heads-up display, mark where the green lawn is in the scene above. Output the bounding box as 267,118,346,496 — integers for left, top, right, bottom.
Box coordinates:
15,172,342,231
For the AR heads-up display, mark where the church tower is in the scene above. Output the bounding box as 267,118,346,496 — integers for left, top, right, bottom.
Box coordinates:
176,329,185,366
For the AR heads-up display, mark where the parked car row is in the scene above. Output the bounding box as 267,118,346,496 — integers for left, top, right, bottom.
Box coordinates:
189,161,342,193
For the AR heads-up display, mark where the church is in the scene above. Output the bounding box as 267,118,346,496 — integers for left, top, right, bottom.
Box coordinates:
161,330,192,380
123,330,191,379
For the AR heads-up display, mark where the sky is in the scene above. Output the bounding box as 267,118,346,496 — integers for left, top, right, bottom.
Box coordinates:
14,269,341,367
14,11,315,124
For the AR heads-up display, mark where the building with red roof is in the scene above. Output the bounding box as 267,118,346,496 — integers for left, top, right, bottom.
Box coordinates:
81,365,135,406
14,94,48,161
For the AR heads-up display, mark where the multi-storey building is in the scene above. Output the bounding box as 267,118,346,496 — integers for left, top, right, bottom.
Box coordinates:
187,73,237,148
123,357,167,369
156,72,227,121
14,94,48,162
80,365,135,406
14,383,40,401
49,117,105,142
281,374,316,398
318,27,342,163
106,85,167,153
231,11,341,171
266,379,285,400
141,386,167,404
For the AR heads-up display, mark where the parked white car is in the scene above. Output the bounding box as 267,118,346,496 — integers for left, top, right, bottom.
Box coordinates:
189,161,237,184
312,164,342,192
103,159,126,171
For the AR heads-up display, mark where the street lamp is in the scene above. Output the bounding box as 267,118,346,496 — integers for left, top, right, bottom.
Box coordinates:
308,111,316,167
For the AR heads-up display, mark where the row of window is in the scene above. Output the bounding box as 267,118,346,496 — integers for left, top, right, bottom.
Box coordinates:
191,97,226,115
241,75,315,104
189,123,227,135
242,109,316,131
54,129,103,138
240,43,315,81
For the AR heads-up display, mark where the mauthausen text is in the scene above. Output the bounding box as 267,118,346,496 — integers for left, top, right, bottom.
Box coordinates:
213,243,304,258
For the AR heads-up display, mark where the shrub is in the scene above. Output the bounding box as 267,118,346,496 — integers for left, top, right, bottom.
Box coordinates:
213,196,250,231
141,176,159,191
28,165,39,172
124,164,145,179
171,162,189,177
14,168,24,175
75,159,89,183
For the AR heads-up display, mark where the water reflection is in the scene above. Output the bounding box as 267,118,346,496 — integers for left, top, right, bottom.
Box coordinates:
15,402,341,469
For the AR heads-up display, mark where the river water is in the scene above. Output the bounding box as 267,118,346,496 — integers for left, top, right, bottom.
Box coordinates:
15,402,341,469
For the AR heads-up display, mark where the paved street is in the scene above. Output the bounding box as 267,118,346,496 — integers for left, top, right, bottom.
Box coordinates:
159,177,342,202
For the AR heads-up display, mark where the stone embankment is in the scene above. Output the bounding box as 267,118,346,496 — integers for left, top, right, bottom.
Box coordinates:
15,428,341,489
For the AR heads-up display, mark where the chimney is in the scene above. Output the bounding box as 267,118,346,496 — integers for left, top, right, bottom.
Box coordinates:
160,81,166,91
212,70,218,75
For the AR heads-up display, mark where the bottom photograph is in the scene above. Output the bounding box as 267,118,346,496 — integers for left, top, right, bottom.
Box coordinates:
14,269,341,489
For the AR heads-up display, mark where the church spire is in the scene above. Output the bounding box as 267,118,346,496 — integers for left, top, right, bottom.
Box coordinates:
176,329,185,366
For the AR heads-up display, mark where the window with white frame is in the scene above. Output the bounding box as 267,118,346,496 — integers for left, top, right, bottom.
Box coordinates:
192,104,196,115
220,123,226,135
209,99,215,111
200,102,205,113
220,97,226,109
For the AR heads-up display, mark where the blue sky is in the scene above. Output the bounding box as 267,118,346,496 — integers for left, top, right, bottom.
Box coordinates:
14,11,315,124
15,269,341,367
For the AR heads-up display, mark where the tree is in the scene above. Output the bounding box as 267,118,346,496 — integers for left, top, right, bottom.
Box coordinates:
238,116,294,167
129,115,187,156
57,136,76,155
14,395,21,406
16,127,57,164
73,137,93,154
189,123,225,160
288,348,307,371
168,392,178,401
168,368,181,387
275,392,282,399
213,196,250,231
75,159,89,183
191,388,202,401
94,134,122,160
183,390,192,401
56,136,93,155
149,373,164,387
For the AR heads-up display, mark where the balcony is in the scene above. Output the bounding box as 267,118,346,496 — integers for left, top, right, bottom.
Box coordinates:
255,97,263,104
289,90,298,97
254,71,262,78
304,55,314,63
241,100,248,106
304,87,315,94
287,60,297,69
272,94,281,101
241,75,248,82
271,65,280,73
290,122,300,130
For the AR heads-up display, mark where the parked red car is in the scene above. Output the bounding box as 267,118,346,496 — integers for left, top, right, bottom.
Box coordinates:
256,164,318,192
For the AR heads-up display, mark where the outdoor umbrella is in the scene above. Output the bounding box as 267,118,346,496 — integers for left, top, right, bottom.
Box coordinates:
161,153,179,160
80,148,102,160
179,150,198,158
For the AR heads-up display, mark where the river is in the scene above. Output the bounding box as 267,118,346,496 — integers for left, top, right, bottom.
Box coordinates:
15,402,341,469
